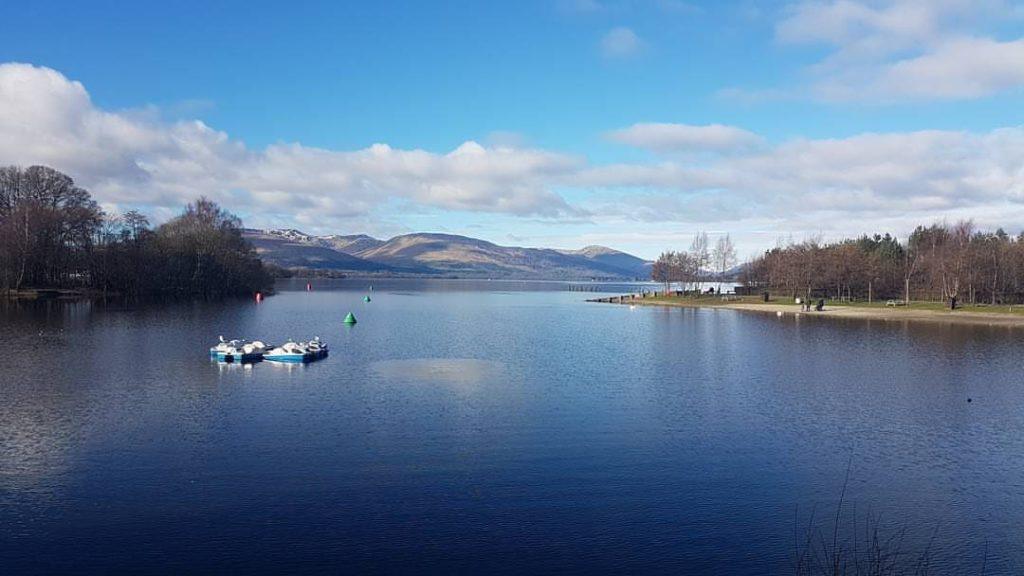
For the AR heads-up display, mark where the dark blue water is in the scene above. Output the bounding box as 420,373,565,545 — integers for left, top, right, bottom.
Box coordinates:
2,279,1023,574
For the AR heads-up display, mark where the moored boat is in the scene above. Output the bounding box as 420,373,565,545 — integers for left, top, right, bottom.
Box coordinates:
209,336,268,363
264,337,328,363
264,340,316,363
305,336,328,359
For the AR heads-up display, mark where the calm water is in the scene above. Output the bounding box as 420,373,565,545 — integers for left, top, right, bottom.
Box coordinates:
2,279,1024,574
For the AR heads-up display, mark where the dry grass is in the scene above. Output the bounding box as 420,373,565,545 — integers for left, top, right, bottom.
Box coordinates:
792,466,987,576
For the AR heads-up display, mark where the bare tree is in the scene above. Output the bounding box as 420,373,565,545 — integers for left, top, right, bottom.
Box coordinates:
122,210,150,241
712,234,737,294
0,165,271,297
689,231,709,293
736,219,1024,308
0,166,102,289
938,220,973,309
651,251,673,293
987,229,1008,304
674,250,697,293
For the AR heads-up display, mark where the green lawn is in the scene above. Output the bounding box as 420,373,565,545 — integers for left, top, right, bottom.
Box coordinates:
636,293,1024,315
823,299,1024,315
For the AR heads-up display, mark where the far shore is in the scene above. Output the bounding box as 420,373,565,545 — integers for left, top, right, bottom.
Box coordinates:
3,288,99,300
598,294,1024,328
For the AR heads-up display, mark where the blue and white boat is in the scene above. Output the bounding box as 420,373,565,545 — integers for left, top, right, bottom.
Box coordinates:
209,336,268,363
306,336,329,359
264,337,328,363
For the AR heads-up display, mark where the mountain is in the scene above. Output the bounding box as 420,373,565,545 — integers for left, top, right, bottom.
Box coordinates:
242,229,652,279
242,229,400,272
318,234,386,254
557,245,651,278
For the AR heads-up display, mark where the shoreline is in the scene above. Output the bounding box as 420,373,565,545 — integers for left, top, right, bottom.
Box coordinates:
599,295,1024,328
4,287,275,301
3,288,100,300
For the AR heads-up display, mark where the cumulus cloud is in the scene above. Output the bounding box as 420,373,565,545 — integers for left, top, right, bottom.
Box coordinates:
607,123,764,153
2,63,1024,251
579,126,1024,238
771,0,1024,102
600,27,645,58
847,37,1024,100
777,0,963,53
0,63,582,230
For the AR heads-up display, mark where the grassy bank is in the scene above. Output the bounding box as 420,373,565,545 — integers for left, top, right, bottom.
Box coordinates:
608,293,1024,327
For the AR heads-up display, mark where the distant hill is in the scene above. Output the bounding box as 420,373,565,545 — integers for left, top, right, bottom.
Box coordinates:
557,245,651,278
318,234,386,254
242,229,652,279
242,229,401,272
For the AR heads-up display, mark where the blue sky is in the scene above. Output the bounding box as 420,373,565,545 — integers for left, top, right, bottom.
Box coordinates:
2,1,1023,258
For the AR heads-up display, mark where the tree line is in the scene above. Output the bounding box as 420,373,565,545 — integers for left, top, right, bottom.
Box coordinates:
739,221,1024,308
0,165,272,297
651,232,738,293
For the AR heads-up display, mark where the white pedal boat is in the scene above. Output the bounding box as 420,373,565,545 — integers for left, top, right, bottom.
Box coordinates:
306,336,329,359
209,336,269,363
264,338,328,363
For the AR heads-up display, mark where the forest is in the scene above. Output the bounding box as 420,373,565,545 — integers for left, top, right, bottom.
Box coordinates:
0,165,273,298
655,222,1024,308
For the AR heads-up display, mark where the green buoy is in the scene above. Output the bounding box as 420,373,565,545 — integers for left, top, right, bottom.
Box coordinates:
344,312,358,324
363,296,371,302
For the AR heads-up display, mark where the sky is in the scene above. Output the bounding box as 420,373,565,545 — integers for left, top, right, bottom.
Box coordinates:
1,0,1023,259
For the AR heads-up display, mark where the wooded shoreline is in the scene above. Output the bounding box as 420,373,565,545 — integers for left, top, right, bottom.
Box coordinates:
1,165,273,298
3,288,97,300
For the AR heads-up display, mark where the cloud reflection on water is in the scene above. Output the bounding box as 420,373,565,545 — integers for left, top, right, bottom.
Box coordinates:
371,358,505,394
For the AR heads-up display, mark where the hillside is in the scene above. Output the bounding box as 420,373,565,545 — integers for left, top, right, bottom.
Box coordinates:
319,234,386,254
557,245,651,278
242,229,400,272
242,229,652,279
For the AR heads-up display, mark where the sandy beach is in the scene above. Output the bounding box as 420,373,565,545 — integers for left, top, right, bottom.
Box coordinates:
604,296,1024,328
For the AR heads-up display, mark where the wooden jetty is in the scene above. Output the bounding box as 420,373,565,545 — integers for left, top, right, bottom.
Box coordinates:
587,291,662,304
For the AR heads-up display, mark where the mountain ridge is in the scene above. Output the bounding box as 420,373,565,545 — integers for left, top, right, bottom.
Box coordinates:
243,229,652,279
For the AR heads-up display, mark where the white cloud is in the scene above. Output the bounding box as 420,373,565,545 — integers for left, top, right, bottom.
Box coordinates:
2,63,1024,253
578,126,1024,240
600,27,645,58
778,0,951,53
607,123,764,153
0,63,582,231
777,0,1018,52
772,0,1024,102
859,37,1024,100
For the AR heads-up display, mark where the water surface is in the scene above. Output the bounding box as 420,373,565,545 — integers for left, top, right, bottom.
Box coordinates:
2,279,1022,573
